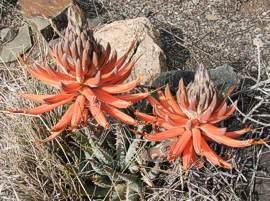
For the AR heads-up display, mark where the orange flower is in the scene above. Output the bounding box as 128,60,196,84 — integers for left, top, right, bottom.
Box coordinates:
135,65,264,170
9,6,148,143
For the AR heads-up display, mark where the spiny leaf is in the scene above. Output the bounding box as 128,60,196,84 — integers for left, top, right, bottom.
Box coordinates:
115,126,127,169
125,139,140,172
71,132,92,157
117,172,139,183
111,183,127,201
128,182,143,194
89,139,114,165
89,159,107,175
91,174,111,188
126,185,142,201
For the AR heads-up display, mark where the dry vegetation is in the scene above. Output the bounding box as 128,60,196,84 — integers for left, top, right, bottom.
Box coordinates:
1,0,270,201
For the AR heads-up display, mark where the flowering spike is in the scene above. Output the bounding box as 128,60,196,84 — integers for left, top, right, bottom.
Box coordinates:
136,65,265,169
9,4,146,142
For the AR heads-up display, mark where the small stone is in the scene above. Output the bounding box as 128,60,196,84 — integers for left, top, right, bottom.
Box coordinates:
206,14,221,21
251,66,258,72
254,27,262,34
253,36,264,48
94,17,167,84
0,25,32,63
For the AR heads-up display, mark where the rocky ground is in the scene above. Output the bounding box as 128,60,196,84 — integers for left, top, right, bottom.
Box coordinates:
98,0,270,71
1,0,270,200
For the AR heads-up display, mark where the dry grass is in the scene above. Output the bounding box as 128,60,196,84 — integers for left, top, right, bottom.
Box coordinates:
1,0,270,201
0,2,86,197
0,45,81,201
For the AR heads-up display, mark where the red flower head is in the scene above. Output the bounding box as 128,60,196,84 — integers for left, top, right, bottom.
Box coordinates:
135,65,265,170
10,5,148,142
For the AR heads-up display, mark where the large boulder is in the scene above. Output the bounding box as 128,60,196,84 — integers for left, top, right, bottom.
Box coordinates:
0,25,32,63
152,64,238,92
95,17,167,84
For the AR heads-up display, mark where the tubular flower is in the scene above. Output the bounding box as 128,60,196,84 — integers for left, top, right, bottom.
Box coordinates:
135,65,265,170
10,5,148,142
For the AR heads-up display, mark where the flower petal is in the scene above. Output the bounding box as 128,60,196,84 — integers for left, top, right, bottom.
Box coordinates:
81,87,110,128
170,129,192,159
22,96,74,115
93,88,132,108
51,104,74,132
71,95,86,129
102,104,136,125
143,127,185,141
200,124,262,148
101,76,140,94
116,92,149,103
192,128,202,155
200,137,232,169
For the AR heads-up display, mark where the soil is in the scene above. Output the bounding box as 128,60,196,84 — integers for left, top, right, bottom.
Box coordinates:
97,0,270,73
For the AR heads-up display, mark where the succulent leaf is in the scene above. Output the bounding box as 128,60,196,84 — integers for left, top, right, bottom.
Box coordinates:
128,183,144,201
117,172,139,183
87,135,144,200
91,174,111,188
89,159,107,175
125,139,141,173
115,126,127,169
89,139,114,165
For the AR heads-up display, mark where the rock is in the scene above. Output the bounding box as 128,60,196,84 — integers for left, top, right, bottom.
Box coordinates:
0,27,17,43
152,70,194,90
26,8,68,42
94,17,167,84
28,17,51,32
21,1,102,41
209,64,238,90
28,11,101,42
0,25,32,63
205,14,221,21
87,18,102,29
152,64,238,92
19,0,71,42
19,0,72,18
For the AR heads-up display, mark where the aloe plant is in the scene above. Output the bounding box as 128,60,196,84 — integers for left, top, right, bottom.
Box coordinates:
70,126,145,201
